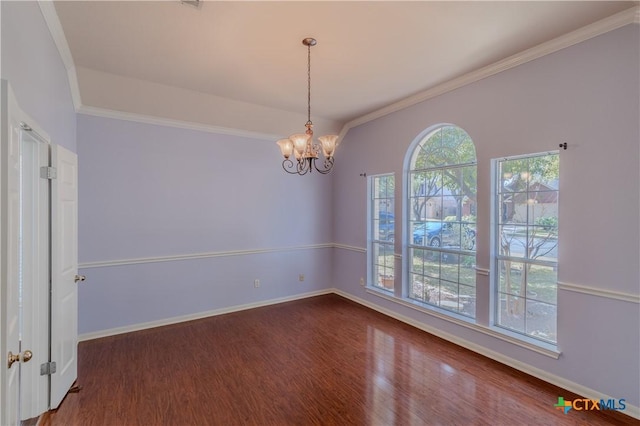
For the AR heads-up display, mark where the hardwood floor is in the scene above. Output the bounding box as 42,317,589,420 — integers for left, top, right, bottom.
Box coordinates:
42,294,634,425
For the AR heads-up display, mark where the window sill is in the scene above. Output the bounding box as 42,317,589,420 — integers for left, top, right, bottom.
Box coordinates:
365,286,560,359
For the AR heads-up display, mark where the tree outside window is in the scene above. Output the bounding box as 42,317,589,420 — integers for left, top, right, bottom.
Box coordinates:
495,153,559,344
407,125,477,318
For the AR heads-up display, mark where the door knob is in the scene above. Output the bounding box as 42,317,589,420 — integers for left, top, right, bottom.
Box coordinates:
7,352,18,368
74,274,86,283
7,350,33,368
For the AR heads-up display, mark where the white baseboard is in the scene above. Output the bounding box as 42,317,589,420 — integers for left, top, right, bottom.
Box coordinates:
78,287,638,420
333,289,640,420
78,289,332,342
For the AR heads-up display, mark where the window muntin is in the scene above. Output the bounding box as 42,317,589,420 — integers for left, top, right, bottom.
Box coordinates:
494,152,559,344
369,174,395,291
407,125,477,317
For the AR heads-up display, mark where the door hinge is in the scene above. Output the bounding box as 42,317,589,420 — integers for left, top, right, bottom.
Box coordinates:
40,166,57,180
40,361,57,376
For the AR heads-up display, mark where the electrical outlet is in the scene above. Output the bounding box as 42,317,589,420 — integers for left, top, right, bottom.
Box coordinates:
299,274,305,282
360,277,365,286
254,279,260,288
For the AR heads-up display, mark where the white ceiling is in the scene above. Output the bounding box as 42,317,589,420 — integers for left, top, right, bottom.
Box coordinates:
53,1,637,135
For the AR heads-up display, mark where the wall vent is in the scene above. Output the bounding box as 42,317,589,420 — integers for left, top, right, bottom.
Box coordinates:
181,0,201,8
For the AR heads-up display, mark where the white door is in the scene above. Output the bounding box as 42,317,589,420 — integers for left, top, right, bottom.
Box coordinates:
18,125,51,420
1,81,23,426
2,81,53,423
1,81,78,422
50,144,79,409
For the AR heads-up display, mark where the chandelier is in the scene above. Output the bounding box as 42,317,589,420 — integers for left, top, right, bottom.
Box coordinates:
276,38,339,175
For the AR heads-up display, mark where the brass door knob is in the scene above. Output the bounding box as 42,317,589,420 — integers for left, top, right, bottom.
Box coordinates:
7,352,18,368
74,274,86,283
7,350,33,368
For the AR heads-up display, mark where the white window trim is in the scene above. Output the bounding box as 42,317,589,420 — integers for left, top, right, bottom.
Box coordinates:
367,173,395,290
402,123,478,314
490,151,560,347
366,286,560,358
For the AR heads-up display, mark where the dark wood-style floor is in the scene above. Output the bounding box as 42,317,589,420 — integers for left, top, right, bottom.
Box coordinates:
42,294,634,425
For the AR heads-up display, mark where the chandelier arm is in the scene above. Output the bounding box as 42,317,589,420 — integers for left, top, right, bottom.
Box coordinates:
284,156,333,175
282,159,302,175
324,157,335,170
300,157,312,175
312,157,334,174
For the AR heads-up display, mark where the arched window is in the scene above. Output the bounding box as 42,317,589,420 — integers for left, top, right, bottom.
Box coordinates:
405,124,477,318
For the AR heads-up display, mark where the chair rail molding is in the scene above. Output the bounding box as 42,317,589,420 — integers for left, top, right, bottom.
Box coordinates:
558,282,640,304
79,244,334,269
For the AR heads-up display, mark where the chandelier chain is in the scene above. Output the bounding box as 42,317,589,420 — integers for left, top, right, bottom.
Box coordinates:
307,42,312,126
276,37,338,176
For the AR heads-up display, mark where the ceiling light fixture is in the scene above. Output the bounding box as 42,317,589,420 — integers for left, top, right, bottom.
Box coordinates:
276,38,339,175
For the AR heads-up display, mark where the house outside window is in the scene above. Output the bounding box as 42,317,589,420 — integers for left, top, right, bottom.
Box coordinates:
494,152,559,344
406,125,477,318
369,174,395,291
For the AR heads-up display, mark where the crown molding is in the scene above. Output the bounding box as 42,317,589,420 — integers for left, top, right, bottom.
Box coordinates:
38,1,82,110
77,105,282,141
38,1,638,143
339,5,640,136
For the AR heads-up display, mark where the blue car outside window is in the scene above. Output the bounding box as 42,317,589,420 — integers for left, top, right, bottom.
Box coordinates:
413,222,443,245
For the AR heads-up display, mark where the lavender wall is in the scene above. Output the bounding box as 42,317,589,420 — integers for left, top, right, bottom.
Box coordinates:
5,0,637,412
333,25,640,407
1,2,76,152
76,114,333,334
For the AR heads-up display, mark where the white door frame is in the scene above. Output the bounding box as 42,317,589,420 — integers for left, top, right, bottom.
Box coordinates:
1,78,23,426
19,122,52,420
1,80,59,423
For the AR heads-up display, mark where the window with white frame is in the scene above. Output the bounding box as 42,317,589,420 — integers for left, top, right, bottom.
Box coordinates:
494,152,559,344
369,174,395,291
406,125,477,317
